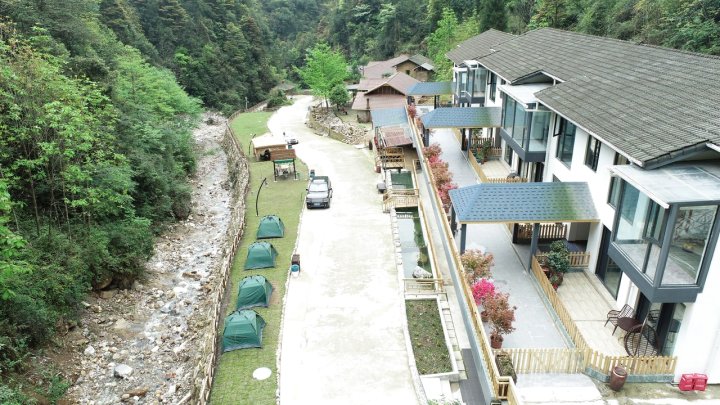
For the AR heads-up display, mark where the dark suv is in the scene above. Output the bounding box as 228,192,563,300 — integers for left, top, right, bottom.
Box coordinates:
305,176,332,208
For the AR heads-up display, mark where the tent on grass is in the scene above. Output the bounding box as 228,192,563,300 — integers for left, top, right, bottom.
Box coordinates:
222,310,266,352
244,241,279,270
236,275,273,310
256,215,285,239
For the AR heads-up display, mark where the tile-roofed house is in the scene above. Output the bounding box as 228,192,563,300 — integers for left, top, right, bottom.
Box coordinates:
476,28,720,167
362,54,434,81
446,29,516,65
351,73,419,121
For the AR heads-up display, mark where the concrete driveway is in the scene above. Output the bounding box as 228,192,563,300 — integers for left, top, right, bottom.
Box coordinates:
271,97,418,405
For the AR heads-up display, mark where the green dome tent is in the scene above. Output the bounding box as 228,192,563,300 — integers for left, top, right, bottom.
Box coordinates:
257,215,285,239
244,242,278,270
222,310,266,352
236,275,273,310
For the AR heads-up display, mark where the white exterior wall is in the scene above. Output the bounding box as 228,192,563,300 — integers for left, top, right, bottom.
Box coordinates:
673,249,720,383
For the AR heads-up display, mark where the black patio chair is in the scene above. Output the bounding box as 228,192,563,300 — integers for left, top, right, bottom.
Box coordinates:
605,304,634,335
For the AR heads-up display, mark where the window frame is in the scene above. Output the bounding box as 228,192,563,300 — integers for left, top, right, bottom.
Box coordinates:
554,117,576,167
584,135,602,171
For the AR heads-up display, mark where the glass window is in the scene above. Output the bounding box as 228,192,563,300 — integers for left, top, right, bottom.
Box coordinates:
512,101,527,144
502,96,515,135
662,205,718,286
474,68,487,95
528,111,551,152
503,139,513,165
602,258,623,299
555,117,576,165
608,154,630,207
614,183,665,278
488,74,497,102
585,135,601,171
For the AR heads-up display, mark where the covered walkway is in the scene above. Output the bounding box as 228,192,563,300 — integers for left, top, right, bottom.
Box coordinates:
427,128,568,349
429,127,628,354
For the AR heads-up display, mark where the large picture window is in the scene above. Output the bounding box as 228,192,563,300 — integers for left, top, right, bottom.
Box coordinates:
608,154,630,207
585,135,601,171
555,117,576,165
488,73,497,102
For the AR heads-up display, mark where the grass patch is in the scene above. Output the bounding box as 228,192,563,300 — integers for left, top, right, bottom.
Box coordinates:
406,299,452,375
210,111,308,404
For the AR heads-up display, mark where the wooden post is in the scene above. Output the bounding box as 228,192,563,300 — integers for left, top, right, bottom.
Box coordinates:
460,223,468,254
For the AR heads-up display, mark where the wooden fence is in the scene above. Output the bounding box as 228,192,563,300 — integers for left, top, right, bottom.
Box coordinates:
403,278,444,294
536,251,591,268
516,223,567,241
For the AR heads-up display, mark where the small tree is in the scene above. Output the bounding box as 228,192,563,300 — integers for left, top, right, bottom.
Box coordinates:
328,83,349,110
423,143,442,161
296,43,348,109
461,250,494,284
485,292,516,344
547,240,570,274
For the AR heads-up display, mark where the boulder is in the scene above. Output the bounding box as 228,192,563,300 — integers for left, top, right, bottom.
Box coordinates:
84,345,96,356
114,364,133,379
412,266,433,279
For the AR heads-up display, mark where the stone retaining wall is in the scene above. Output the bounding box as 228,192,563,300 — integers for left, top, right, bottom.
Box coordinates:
182,123,251,404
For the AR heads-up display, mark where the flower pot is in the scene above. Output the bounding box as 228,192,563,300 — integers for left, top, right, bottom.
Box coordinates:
481,310,489,322
490,333,503,349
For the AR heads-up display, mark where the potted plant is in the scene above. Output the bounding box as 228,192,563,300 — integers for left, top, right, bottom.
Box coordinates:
471,279,496,322
478,138,493,163
546,240,570,288
461,249,494,285
484,292,516,349
495,351,518,383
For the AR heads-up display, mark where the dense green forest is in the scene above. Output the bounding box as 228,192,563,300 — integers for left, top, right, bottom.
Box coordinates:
1,0,718,401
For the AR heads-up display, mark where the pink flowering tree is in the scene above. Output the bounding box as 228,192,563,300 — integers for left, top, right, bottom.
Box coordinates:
471,279,496,308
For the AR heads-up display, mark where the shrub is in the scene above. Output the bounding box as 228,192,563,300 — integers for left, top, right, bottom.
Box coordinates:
547,240,570,274
423,143,442,161
407,104,417,119
461,250,494,284
471,279,496,307
495,351,518,383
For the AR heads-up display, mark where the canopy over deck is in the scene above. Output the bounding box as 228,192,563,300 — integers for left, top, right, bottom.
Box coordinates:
449,182,599,224
420,107,502,129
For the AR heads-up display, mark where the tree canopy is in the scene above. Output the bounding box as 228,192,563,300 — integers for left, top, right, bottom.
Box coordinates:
297,43,349,108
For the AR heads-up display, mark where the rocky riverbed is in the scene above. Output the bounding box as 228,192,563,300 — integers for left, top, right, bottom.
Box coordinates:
59,113,233,404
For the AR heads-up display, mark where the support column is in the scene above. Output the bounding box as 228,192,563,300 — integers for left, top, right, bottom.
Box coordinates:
460,224,468,254
528,222,540,270
450,207,457,235
461,128,468,151
434,95,439,109
423,128,430,146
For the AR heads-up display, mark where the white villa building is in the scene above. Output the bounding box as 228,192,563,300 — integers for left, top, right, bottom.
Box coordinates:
447,28,720,383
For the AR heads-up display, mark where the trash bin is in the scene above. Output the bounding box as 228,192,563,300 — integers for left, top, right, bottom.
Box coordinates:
609,365,627,391
290,264,300,278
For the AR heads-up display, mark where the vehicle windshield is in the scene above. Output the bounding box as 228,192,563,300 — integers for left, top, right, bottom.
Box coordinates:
308,182,328,193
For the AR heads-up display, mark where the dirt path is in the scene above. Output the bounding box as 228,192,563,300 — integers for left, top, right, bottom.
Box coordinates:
60,113,233,404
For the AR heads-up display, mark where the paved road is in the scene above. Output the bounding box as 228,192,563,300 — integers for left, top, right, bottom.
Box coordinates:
271,97,419,405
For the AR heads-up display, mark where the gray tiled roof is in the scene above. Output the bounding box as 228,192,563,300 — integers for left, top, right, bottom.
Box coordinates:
476,28,720,166
371,108,408,128
408,54,433,68
446,29,516,64
407,81,452,96
420,107,501,129
449,182,599,223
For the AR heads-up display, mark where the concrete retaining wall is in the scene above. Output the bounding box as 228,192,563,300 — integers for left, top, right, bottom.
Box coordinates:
181,122,251,404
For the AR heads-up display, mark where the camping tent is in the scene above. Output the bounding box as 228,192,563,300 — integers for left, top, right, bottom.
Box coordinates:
244,241,278,270
222,310,266,352
256,215,285,239
236,275,273,310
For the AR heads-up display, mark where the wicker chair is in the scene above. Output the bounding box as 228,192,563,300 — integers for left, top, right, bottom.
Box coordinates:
605,304,634,335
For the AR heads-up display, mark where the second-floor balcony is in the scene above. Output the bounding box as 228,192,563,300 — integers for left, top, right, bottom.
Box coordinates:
499,84,552,162
608,162,720,302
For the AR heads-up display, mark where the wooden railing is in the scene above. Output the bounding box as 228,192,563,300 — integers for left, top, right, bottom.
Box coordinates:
536,251,591,268
382,188,419,212
418,202,444,289
517,223,567,241
494,348,586,374
424,159,522,403
403,278,444,294
468,150,528,184
377,146,405,169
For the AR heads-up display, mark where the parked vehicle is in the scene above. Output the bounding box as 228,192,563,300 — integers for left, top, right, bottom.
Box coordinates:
306,176,332,208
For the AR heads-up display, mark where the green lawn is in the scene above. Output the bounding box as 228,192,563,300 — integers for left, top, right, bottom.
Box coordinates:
406,299,452,375
210,111,308,404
